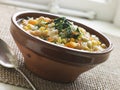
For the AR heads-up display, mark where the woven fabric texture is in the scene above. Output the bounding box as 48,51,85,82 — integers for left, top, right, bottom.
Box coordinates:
0,4,120,90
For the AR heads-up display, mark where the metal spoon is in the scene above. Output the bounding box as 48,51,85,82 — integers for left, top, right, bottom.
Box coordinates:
0,39,36,90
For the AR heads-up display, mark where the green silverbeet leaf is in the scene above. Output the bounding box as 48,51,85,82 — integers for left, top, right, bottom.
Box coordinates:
54,17,80,39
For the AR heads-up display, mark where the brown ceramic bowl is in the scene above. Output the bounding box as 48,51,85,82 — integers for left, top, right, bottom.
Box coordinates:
10,11,113,82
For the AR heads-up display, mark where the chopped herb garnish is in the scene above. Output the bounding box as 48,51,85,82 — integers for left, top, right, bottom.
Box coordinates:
54,17,80,39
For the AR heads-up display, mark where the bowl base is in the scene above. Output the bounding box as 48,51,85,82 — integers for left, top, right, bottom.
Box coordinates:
16,41,93,83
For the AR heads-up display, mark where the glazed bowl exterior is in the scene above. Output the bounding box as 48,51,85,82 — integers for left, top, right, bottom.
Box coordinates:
10,11,113,82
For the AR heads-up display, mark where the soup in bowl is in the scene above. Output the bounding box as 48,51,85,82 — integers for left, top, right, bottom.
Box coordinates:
10,11,113,82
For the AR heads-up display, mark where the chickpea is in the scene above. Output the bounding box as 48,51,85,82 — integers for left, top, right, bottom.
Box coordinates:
87,41,92,48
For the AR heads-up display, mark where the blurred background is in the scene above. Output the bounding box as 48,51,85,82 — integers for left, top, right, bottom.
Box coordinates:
0,0,120,27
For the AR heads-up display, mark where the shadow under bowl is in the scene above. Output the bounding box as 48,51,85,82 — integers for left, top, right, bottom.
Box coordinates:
10,11,113,82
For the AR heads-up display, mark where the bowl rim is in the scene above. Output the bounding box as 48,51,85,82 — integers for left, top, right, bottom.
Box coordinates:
11,10,113,55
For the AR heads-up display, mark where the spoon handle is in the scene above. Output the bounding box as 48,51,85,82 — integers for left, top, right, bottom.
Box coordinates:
15,67,36,90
